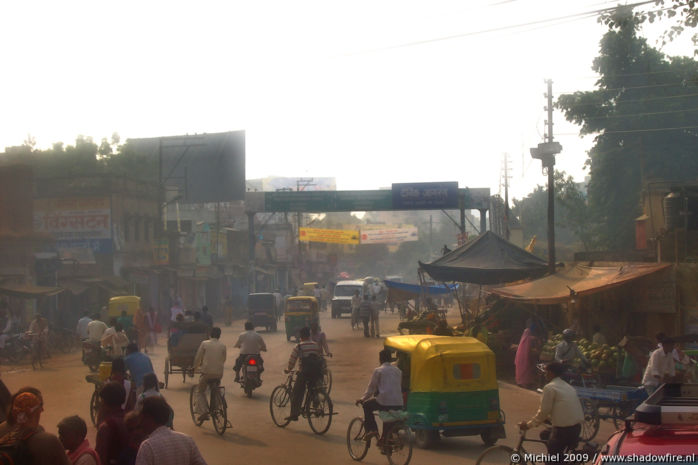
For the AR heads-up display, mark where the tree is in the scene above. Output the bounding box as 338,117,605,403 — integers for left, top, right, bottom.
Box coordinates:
557,8,698,250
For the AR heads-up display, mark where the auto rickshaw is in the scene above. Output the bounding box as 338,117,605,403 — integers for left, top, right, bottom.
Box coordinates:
300,282,319,296
284,296,319,341
107,296,140,319
384,335,505,449
248,292,279,332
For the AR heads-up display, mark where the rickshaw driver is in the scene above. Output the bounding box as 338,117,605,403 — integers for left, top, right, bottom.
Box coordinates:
518,362,584,463
193,327,226,422
233,321,267,382
355,349,404,442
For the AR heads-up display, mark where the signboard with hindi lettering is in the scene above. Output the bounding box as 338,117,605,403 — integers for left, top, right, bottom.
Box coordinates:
392,182,459,210
34,197,113,258
360,227,419,244
299,228,360,245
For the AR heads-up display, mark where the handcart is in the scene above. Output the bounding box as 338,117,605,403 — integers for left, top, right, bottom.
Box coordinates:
575,384,648,441
164,330,208,388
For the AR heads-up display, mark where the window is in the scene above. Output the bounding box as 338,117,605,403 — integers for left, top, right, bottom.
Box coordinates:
453,363,481,380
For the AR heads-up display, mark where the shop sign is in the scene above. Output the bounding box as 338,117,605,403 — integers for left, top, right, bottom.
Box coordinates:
360,227,418,244
299,227,360,245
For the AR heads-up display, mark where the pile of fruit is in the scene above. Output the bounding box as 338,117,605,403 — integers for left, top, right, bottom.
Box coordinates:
539,333,619,373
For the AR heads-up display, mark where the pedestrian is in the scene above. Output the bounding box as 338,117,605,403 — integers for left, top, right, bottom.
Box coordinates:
28,312,50,359
76,312,92,341
96,382,136,465
515,319,540,389
358,294,373,338
518,362,584,463
0,387,71,465
101,320,129,357
351,290,361,330
124,343,155,395
136,373,164,411
135,396,206,465
192,327,226,423
370,295,380,338
200,306,213,327
107,358,136,415
170,302,184,323
145,308,159,348
642,337,676,395
133,306,148,354
57,415,100,465
591,324,607,346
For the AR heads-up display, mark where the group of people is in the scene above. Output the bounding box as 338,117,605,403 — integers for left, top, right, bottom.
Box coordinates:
352,292,382,338
78,308,160,357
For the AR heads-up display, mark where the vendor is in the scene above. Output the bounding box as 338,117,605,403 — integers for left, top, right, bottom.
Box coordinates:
555,329,589,367
591,325,607,345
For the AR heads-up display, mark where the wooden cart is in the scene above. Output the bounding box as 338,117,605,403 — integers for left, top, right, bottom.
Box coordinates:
164,332,208,388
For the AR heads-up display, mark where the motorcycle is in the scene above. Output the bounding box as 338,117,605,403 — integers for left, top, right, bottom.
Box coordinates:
0,333,32,364
238,354,263,397
82,340,109,372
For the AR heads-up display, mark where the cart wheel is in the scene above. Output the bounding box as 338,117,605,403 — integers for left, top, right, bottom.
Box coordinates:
413,429,438,449
89,389,100,426
164,359,170,389
580,398,600,441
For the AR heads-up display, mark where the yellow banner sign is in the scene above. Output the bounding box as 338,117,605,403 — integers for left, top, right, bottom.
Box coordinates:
299,228,359,245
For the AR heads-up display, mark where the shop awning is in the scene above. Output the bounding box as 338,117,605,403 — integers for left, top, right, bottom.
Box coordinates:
490,263,672,304
419,231,548,284
0,284,64,299
384,280,457,301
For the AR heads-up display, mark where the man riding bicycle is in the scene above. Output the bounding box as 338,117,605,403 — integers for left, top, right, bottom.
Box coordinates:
233,321,267,382
355,349,403,442
284,326,323,422
518,361,585,463
193,326,226,423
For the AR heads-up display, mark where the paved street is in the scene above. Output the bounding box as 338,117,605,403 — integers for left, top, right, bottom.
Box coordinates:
1,310,617,465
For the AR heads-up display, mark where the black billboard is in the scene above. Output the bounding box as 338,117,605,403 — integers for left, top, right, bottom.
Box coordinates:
128,131,245,203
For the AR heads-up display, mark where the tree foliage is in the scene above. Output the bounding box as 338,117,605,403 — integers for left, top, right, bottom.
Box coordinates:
557,9,698,250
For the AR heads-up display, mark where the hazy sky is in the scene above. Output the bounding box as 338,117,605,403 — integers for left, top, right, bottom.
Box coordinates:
1,1,692,201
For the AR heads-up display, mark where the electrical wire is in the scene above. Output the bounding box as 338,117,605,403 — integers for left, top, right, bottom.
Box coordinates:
556,125,698,135
558,90,698,106
577,106,698,119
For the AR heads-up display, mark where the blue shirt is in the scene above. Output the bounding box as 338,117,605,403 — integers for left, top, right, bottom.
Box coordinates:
124,351,154,388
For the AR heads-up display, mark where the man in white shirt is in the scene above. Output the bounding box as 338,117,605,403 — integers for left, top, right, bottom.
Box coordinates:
86,315,108,343
76,312,92,340
356,349,403,439
519,362,584,460
643,337,676,395
136,396,207,465
193,327,226,422
233,321,267,382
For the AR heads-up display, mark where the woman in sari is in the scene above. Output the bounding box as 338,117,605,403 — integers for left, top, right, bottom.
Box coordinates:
514,319,540,389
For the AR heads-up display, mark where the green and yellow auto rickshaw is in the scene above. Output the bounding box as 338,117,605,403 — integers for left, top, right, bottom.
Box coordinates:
284,296,319,341
384,335,505,449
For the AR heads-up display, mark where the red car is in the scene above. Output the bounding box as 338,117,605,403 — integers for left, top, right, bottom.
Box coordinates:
594,384,698,464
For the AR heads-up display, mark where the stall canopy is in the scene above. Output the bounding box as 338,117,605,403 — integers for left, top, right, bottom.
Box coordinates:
490,263,671,304
419,231,548,284
384,280,457,302
0,284,64,299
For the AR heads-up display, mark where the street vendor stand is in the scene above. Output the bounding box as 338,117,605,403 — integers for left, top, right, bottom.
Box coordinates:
384,280,457,334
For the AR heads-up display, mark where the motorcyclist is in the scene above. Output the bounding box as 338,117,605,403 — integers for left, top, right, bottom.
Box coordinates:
233,321,267,382
554,329,589,368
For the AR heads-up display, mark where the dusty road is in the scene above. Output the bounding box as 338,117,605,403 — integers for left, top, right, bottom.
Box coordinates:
1,310,617,465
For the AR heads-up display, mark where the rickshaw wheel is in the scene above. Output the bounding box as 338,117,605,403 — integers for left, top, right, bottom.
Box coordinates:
480,429,498,446
164,359,170,388
580,398,600,441
413,429,439,449
89,390,100,426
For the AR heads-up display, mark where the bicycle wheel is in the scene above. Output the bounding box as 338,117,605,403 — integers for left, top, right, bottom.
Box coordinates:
307,389,333,435
475,445,522,465
580,398,600,441
270,385,292,427
89,390,100,426
189,385,205,426
346,417,369,461
322,369,333,396
386,423,413,465
211,387,228,435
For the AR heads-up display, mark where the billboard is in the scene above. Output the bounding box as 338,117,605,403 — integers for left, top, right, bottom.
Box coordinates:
128,131,246,203
34,197,112,263
247,177,336,192
299,228,360,245
360,227,418,244
392,182,459,210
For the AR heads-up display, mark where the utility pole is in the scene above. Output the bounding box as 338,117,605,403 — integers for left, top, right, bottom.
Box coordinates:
530,79,562,273
501,153,512,241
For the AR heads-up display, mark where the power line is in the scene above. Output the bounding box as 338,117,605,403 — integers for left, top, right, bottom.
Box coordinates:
341,0,657,55
558,80,697,94
557,125,698,135
558,90,698,106
580,106,698,119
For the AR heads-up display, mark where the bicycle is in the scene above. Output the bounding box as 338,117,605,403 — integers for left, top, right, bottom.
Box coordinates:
189,377,230,435
269,370,333,435
346,403,413,465
475,428,598,465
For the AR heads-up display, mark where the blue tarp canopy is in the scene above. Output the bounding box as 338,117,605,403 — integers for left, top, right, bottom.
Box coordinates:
384,280,457,300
